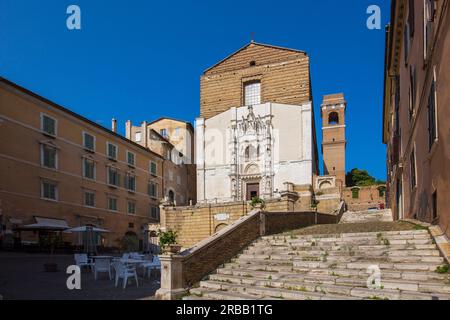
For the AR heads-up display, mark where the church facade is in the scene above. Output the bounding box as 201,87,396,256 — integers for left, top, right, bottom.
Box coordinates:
196,42,320,203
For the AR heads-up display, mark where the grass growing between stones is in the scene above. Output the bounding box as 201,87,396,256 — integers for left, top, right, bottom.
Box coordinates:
435,264,450,274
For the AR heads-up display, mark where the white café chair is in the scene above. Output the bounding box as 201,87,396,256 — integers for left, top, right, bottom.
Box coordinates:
74,254,93,271
93,258,112,280
142,256,161,278
122,253,130,260
112,260,139,289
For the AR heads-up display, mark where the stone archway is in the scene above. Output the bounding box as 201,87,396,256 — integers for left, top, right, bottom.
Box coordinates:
214,223,228,233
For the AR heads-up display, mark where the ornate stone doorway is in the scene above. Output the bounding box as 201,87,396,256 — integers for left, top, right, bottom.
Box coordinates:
246,183,260,200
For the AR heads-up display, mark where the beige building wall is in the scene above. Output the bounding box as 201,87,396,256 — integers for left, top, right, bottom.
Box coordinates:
383,0,450,237
0,78,164,248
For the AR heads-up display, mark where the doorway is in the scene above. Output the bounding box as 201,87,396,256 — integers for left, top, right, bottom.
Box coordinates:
246,183,260,200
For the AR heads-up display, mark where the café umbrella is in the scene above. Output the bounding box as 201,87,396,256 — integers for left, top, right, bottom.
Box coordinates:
65,226,110,254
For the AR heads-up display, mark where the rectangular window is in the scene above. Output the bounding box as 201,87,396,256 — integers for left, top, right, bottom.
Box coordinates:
127,201,136,215
404,22,411,62
160,129,168,138
135,132,142,142
150,206,159,220
244,81,261,106
107,197,118,211
107,167,120,187
150,161,157,175
351,188,359,199
83,132,95,151
126,151,135,166
107,142,118,160
84,191,95,207
41,114,57,136
125,174,136,192
424,0,435,60
428,79,437,150
148,181,157,198
409,66,416,120
42,181,57,200
174,128,180,137
41,145,57,169
410,148,417,189
176,175,181,185
432,191,437,220
83,158,95,180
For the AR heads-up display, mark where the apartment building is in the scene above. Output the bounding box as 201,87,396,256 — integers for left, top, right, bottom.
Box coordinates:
126,118,196,206
0,77,164,249
383,0,449,236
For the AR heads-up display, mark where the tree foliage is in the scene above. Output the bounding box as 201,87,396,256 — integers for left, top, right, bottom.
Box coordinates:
346,168,385,187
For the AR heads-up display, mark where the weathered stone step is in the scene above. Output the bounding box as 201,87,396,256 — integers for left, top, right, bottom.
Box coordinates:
245,247,440,257
198,280,360,300
237,253,444,264
235,254,444,265
248,243,437,252
263,238,433,246
209,273,450,295
263,230,430,240
189,287,260,300
217,266,450,283
198,280,449,300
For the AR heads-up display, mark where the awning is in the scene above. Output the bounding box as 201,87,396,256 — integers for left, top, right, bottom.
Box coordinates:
9,218,23,225
64,226,110,233
20,217,71,231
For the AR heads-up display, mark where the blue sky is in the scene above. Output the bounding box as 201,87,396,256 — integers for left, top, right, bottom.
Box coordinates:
0,0,390,180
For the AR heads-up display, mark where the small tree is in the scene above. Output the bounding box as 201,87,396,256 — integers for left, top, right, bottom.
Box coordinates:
158,230,177,247
250,197,266,209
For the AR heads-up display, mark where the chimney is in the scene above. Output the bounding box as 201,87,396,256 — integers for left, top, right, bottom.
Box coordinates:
111,118,117,133
125,120,132,139
141,121,148,148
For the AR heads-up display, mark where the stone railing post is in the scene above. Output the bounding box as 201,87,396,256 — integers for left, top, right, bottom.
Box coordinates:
155,254,186,300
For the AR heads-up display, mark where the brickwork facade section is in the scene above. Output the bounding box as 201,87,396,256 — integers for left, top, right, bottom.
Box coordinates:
343,185,387,212
200,42,311,119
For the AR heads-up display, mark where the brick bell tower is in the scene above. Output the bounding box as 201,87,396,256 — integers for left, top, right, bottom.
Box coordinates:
321,93,346,187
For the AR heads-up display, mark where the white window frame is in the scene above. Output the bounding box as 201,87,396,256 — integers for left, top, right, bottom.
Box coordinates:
126,173,136,192
127,200,136,215
107,166,119,187
244,81,261,106
107,196,118,212
40,113,57,136
82,157,96,180
83,190,96,207
82,131,96,151
106,142,118,160
41,180,58,201
126,150,136,167
148,181,157,198
135,132,142,142
40,144,58,170
150,161,157,175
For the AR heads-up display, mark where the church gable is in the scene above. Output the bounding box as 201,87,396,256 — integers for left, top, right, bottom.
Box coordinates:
204,42,307,75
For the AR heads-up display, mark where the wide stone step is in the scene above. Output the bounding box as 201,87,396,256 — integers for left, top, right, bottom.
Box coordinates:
217,266,450,283
263,238,433,247
245,247,440,257
198,280,449,300
209,272,450,295
198,280,361,300
237,253,444,264
189,287,260,300
235,254,444,266
262,230,430,240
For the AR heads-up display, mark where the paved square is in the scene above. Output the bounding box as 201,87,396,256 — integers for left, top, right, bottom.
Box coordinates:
0,253,160,300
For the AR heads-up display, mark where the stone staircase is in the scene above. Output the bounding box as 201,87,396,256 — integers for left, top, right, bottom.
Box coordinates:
186,229,450,300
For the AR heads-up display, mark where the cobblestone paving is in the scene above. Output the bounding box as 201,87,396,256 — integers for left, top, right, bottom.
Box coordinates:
0,253,159,300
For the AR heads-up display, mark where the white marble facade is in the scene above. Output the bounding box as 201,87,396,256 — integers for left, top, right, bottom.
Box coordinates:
196,102,317,203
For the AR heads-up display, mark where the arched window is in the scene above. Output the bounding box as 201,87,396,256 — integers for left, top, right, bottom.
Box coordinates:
328,112,339,125
168,190,175,202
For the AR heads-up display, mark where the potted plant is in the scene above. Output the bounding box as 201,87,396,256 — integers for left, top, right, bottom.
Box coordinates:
250,197,266,210
158,230,180,254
